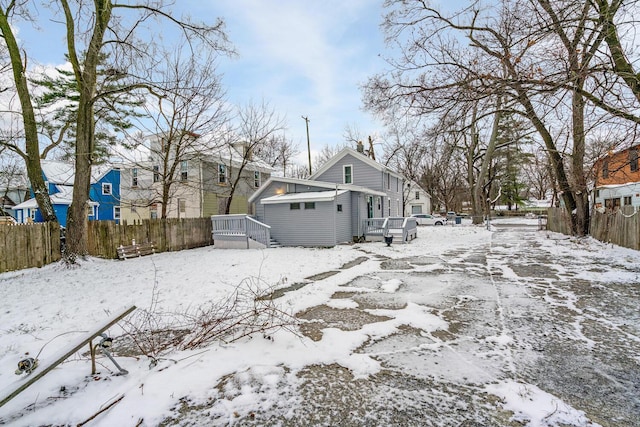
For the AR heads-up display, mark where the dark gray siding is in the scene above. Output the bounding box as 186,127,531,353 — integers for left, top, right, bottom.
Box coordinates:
315,153,383,191
263,201,337,247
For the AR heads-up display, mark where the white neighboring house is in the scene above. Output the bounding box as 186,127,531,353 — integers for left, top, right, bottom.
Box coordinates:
119,135,273,222
405,181,432,215
593,182,640,210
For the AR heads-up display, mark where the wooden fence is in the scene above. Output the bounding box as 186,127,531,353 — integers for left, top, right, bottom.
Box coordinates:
589,207,640,251
0,218,213,273
87,218,213,259
546,208,573,236
0,222,61,273
547,207,640,251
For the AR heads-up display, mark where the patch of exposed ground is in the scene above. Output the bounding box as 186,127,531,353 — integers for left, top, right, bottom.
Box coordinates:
340,256,369,269
296,305,392,341
304,270,340,281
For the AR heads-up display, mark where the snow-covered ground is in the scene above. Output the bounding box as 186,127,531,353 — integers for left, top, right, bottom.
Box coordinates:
0,219,638,426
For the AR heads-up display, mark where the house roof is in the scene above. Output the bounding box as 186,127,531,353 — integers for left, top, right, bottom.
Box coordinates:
248,176,387,203
407,180,432,198
261,190,348,205
309,147,405,181
41,160,115,185
12,185,98,210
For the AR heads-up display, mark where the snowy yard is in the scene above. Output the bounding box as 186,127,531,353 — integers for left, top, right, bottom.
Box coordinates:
0,219,639,426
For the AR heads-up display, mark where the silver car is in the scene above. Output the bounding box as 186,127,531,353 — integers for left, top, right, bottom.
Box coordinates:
411,213,447,226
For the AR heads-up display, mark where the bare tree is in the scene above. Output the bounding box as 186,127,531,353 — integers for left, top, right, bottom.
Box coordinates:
1,1,232,258
314,142,350,171
366,0,628,235
0,2,57,223
252,132,299,175
123,42,229,219
222,101,286,214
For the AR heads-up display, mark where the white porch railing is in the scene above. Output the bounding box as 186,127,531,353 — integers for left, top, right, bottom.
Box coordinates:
211,214,271,248
362,217,417,243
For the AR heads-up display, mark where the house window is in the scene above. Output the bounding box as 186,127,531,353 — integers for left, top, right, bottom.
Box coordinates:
386,173,390,189
595,189,600,197
290,203,300,210
132,168,138,187
181,161,188,181
388,198,391,216
178,199,186,215
602,160,609,178
624,196,632,205
377,197,381,211
305,202,315,209
605,197,620,210
337,204,343,212
153,165,160,183
415,191,420,200
343,165,352,184
102,183,112,195
113,206,121,221
630,149,638,172
29,209,36,220
218,163,227,184
254,171,261,188
150,203,158,219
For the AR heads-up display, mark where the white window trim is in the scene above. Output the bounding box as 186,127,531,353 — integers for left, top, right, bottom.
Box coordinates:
181,160,189,181
113,206,121,220
102,182,112,195
254,171,261,188
343,164,353,184
218,163,227,184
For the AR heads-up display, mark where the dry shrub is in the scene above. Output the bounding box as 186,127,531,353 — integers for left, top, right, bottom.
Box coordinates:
118,276,299,359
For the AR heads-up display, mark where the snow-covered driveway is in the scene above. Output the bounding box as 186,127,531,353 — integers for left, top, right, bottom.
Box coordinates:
1,221,638,426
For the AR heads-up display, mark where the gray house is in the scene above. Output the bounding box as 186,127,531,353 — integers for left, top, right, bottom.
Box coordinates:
310,147,406,217
248,176,387,246
223,147,415,247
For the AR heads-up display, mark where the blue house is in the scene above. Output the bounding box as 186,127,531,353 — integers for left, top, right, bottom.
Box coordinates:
12,160,121,226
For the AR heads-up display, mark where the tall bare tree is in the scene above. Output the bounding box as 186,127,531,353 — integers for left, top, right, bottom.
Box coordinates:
0,1,232,260
222,101,286,214
365,0,632,235
124,42,229,219
0,2,57,223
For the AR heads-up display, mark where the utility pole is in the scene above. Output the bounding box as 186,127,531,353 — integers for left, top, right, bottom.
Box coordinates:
302,115,312,175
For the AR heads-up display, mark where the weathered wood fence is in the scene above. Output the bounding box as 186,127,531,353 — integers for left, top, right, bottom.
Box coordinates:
0,218,213,273
547,207,640,251
546,208,573,236
0,222,61,273
87,218,213,259
589,207,640,251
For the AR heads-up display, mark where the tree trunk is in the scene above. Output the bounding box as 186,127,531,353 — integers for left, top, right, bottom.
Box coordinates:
63,0,112,259
571,85,590,236
472,97,502,225
0,7,57,223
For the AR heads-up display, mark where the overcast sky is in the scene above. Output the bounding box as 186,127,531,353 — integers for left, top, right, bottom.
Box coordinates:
10,1,390,164
199,0,389,160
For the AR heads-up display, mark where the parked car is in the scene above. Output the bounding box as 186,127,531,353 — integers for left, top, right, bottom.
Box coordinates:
411,213,447,226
